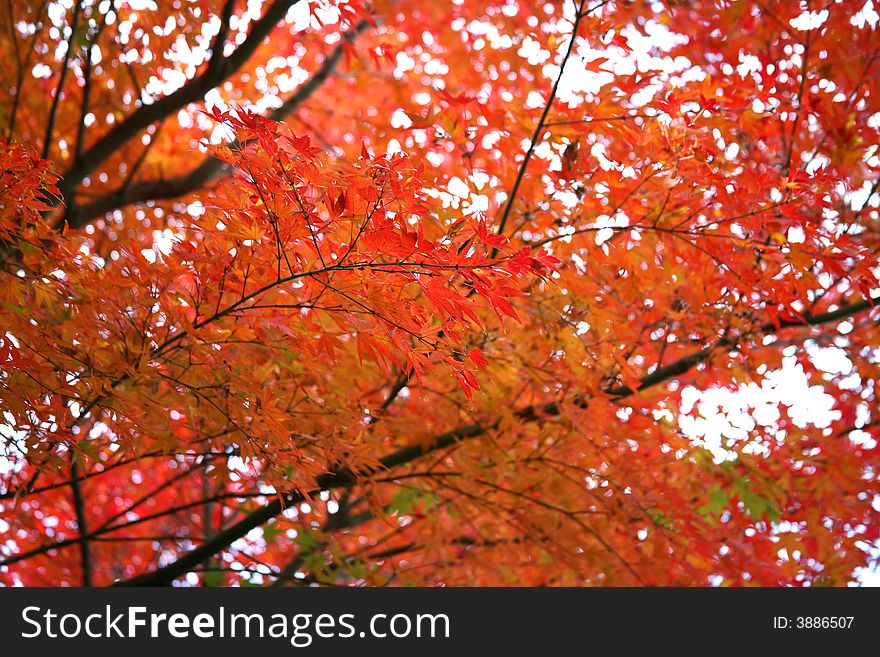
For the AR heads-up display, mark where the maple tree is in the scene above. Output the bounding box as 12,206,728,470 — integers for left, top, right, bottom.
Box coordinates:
1,0,879,587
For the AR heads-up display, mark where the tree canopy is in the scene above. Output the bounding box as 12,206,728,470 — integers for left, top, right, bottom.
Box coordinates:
1,0,879,586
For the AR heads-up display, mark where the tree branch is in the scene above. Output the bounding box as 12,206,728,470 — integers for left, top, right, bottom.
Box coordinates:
69,458,93,586
64,18,369,228
494,0,609,237
53,0,305,226
74,1,114,159
113,293,878,586
116,421,489,585
42,0,83,159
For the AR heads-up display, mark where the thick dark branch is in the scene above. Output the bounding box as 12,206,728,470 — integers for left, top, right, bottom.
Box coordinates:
116,421,489,585
42,0,83,159
69,459,93,586
604,295,880,397
206,0,237,77
494,0,610,237
6,2,49,140
54,0,304,226
64,18,369,228
75,1,114,159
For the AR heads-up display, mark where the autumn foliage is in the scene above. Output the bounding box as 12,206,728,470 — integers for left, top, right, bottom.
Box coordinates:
1,0,879,586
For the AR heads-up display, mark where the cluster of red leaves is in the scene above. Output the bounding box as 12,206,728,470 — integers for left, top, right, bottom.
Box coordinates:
0,109,556,505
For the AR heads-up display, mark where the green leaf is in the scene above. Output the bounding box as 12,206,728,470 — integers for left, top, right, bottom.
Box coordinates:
387,487,438,515
294,529,319,552
387,488,418,515
698,484,729,519
262,520,282,544
202,569,225,587
646,507,673,529
734,477,780,522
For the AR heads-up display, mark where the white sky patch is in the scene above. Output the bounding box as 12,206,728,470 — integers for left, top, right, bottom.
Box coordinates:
554,189,581,209
851,1,880,29
463,193,490,215
447,176,470,198
674,347,879,584
790,8,830,31
524,89,547,110
593,211,630,245
736,53,763,78
425,176,491,216
394,50,416,76
678,353,852,463
853,553,880,585
847,178,880,212
543,21,693,109
287,0,311,32
386,137,403,156
390,108,413,129
469,171,491,190
517,35,551,65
